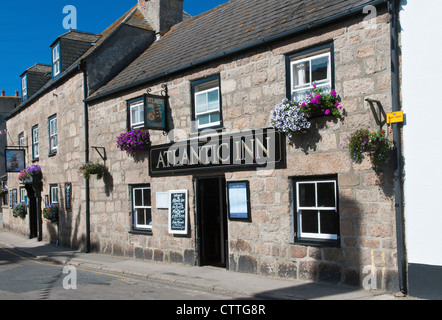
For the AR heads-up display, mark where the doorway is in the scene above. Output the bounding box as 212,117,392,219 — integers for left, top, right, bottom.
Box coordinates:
196,177,228,268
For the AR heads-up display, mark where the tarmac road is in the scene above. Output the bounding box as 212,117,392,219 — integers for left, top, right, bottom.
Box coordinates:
0,244,236,300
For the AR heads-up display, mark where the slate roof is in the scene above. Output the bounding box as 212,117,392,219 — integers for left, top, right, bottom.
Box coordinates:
19,63,52,77
9,5,152,117
89,0,384,100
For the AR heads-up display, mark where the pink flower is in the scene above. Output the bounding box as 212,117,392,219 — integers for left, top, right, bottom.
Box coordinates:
331,90,337,96
313,84,317,88
325,109,331,115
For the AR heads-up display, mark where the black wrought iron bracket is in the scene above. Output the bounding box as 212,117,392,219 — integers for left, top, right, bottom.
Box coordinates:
366,98,387,130
91,146,106,161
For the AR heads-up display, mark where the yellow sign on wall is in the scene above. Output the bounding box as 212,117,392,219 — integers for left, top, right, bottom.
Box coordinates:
387,111,404,124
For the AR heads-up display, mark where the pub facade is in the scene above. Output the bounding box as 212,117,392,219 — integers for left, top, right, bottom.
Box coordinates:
4,0,402,291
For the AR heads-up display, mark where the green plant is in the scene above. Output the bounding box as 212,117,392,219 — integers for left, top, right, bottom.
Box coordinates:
13,202,27,218
79,162,106,180
43,204,59,222
343,128,392,167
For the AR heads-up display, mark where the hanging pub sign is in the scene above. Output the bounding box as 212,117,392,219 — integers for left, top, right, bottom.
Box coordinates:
148,128,286,177
5,149,25,173
144,93,167,131
168,190,188,235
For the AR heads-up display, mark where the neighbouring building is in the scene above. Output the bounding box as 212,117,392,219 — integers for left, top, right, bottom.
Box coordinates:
4,0,411,294
400,0,442,299
0,90,21,202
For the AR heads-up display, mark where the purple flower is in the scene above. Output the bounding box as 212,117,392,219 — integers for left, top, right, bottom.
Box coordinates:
325,109,331,115
331,90,337,96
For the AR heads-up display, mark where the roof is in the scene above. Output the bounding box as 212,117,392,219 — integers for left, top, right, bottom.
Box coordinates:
89,0,386,101
49,30,101,48
19,63,51,77
8,5,151,118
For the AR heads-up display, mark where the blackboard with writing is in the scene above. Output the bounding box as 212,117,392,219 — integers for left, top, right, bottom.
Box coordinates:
168,190,188,235
65,183,72,211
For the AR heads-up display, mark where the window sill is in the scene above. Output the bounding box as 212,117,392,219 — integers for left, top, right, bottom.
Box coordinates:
48,151,57,157
129,229,153,236
291,238,340,248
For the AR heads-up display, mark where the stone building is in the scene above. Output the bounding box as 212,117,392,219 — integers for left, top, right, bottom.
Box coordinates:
4,0,404,292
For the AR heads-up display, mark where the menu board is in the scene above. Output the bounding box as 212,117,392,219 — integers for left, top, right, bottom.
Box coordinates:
227,181,251,221
168,190,188,235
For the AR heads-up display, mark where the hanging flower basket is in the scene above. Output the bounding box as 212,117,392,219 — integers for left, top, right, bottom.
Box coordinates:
0,187,8,197
116,128,151,156
43,204,59,223
270,84,343,138
79,162,106,180
342,128,393,167
13,202,27,219
19,165,42,184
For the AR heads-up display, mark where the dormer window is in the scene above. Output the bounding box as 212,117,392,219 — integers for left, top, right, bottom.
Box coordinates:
21,75,28,101
52,43,61,77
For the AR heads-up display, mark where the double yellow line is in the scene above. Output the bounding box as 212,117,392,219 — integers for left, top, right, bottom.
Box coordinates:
0,244,132,280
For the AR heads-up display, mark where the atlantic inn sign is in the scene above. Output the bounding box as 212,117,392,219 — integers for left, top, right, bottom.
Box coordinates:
148,128,286,177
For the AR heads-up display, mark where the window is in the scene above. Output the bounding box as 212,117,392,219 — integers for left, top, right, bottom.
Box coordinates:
19,187,26,203
131,185,152,232
48,115,57,154
192,76,222,130
129,98,145,130
22,75,28,101
32,125,39,160
18,132,25,149
52,43,61,77
292,176,340,245
288,44,333,101
50,185,59,204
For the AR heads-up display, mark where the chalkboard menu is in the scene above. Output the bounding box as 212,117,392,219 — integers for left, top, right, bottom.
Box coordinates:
168,190,188,235
65,183,72,211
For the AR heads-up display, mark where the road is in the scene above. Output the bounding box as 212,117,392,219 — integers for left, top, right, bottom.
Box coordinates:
0,244,238,300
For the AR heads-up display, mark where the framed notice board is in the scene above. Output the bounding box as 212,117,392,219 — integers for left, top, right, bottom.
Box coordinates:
168,190,188,235
227,181,251,221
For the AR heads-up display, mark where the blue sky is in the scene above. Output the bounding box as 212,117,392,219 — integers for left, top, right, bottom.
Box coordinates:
0,0,227,97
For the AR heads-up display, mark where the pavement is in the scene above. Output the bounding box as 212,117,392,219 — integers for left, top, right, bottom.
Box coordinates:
0,223,413,300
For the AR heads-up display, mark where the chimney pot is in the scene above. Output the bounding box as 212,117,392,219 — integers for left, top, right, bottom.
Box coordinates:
1,90,5,97
15,91,19,97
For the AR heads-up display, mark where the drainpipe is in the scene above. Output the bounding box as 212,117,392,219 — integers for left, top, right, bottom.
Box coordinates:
80,62,91,253
388,0,407,294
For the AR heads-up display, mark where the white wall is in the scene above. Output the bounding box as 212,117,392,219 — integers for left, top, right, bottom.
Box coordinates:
401,0,442,266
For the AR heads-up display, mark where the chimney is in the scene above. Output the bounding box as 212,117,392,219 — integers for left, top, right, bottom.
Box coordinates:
138,0,184,36
15,91,19,97
1,90,4,97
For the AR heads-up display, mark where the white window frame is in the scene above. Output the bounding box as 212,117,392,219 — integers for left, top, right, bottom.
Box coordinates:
32,126,39,159
52,44,61,77
20,187,26,203
49,116,57,153
132,186,152,230
22,75,27,100
50,185,59,204
18,132,25,149
290,51,331,101
296,179,338,241
193,79,221,130
130,101,145,130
